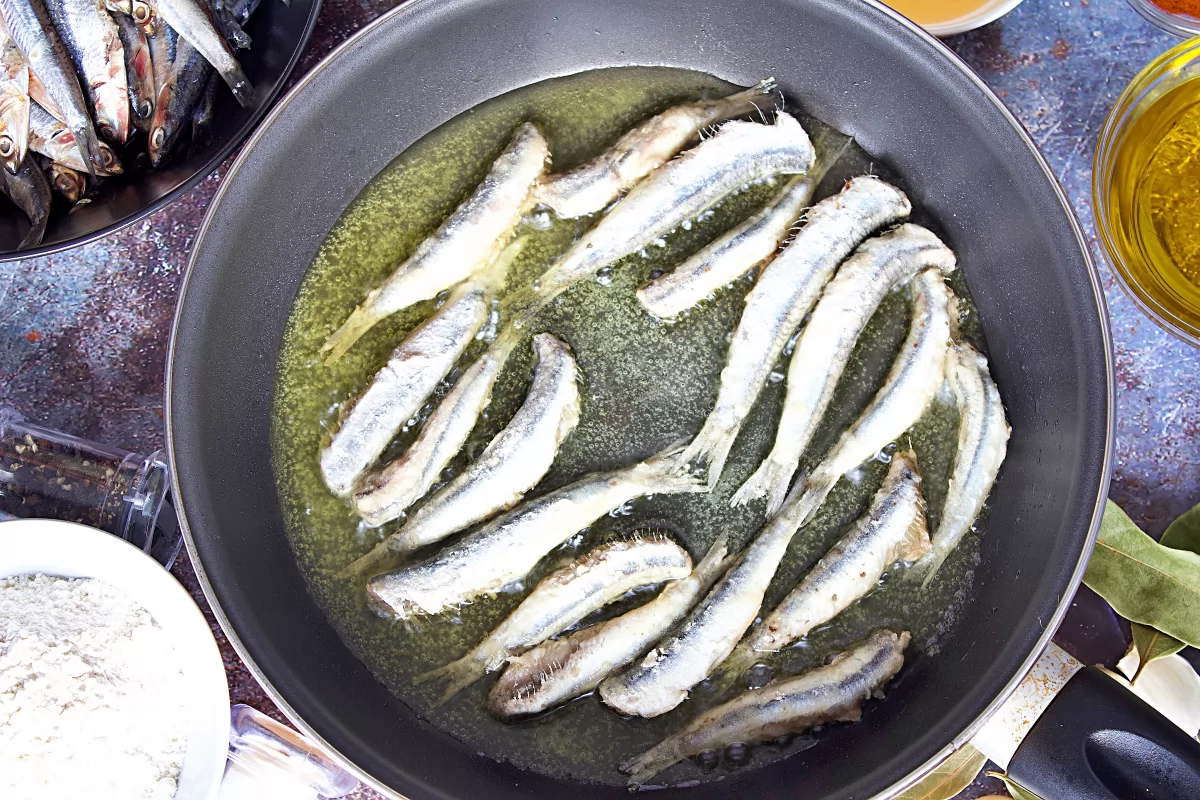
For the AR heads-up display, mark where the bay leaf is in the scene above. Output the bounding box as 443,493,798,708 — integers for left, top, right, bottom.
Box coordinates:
895,744,986,800
1131,622,1185,681
1162,503,1200,556
986,771,1043,800
1083,500,1200,648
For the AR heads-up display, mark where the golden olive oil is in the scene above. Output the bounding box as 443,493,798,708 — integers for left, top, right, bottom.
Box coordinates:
1108,78,1200,336
883,0,998,25
272,66,987,786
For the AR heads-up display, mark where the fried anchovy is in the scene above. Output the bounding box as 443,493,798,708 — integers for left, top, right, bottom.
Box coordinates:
348,330,580,574
365,442,706,621
775,267,955,530
719,451,929,687
680,176,910,488
918,341,1009,586
322,122,549,362
734,224,955,513
637,173,815,319
508,113,814,319
490,534,735,720
536,79,775,219
621,629,910,785
319,283,489,498
417,535,692,704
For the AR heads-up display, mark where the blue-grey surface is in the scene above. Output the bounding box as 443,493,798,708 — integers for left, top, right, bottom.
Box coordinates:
0,1,1192,797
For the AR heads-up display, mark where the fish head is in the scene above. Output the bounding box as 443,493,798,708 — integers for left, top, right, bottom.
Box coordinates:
96,142,123,176
50,165,85,203
132,0,158,34
0,86,29,174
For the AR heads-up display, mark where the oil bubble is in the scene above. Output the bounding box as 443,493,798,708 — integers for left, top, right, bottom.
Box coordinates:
724,742,751,766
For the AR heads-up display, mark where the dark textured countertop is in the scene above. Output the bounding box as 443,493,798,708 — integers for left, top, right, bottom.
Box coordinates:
0,0,1192,797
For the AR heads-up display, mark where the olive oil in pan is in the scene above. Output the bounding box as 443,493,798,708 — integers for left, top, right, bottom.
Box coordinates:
272,66,989,786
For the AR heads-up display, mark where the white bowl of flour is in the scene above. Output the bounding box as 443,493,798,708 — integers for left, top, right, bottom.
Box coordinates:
0,519,230,800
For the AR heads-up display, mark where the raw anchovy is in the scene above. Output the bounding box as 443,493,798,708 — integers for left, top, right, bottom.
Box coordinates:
509,114,815,319
680,177,911,488
0,0,106,172
146,0,251,105
598,482,815,718
918,342,1009,586
0,31,28,173
777,268,955,529
145,19,177,95
536,79,775,219
489,534,735,720
48,160,85,201
28,102,121,174
319,283,488,498
417,535,693,704
185,66,216,154
114,12,154,125
734,224,956,513
621,629,910,785
148,37,209,165
719,452,929,687
365,442,707,621
345,240,527,539
354,331,580,543
0,152,50,246
44,0,131,143
637,173,815,320
322,122,550,362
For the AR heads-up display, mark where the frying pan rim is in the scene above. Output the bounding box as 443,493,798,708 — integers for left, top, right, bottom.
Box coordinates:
167,0,1116,796
0,0,324,263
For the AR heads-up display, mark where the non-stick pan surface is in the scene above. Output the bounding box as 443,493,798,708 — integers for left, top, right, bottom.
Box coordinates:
168,1,1113,797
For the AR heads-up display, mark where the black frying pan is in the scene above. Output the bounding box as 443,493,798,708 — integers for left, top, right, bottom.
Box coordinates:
166,1,1197,797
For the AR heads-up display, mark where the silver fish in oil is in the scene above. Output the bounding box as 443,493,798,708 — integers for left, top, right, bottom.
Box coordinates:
734,224,956,513
417,535,692,704
349,331,580,574
637,172,815,320
536,79,775,219
509,113,815,319
322,123,550,362
681,176,911,488
490,535,735,720
621,629,910,785
918,341,1009,586
365,442,707,621
777,268,955,529
319,283,488,498
720,452,930,686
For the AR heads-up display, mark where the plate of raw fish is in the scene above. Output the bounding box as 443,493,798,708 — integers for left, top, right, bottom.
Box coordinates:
271,70,1012,788
0,0,315,255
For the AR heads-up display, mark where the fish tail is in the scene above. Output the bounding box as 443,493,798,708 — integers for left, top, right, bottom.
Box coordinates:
72,122,105,177
916,547,952,592
731,455,797,515
694,531,736,584
780,470,837,529
645,440,709,494
414,651,488,706
220,59,254,107
710,643,758,695
679,415,741,489
621,738,686,786
321,301,384,364
711,78,778,121
336,536,413,580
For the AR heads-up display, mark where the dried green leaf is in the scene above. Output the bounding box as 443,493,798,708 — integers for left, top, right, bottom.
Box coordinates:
896,744,986,800
1132,622,1186,681
1162,503,1200,556
986,771,1043,800
1083,501,1200,648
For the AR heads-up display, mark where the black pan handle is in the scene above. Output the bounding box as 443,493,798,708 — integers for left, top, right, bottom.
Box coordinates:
1006,665,1200,799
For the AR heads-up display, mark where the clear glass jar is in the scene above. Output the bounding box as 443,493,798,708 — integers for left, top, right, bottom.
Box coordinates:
1093,36,1200,345
0,406,181,566
1128,0,1200,38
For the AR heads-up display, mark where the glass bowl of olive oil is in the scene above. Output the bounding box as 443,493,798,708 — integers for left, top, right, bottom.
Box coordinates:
1095,36,1200,345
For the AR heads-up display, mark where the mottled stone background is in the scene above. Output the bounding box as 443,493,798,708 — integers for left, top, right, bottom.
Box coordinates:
0,0,1194,797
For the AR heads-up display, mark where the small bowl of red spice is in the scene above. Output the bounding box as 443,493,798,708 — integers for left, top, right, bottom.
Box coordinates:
1130,0,1200,36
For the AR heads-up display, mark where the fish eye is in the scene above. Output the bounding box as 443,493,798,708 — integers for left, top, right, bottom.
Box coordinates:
0,137,12,157
150,128,164,150
139,100,153,118
134,3,152,22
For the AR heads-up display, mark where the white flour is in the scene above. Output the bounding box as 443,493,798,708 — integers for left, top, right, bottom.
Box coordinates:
0,574,191,800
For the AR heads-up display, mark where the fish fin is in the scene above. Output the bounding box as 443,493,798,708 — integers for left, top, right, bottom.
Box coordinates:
414,651,488,706
621,738,686,786
732,456,798,515
679,415,741,489
321,299,386,363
